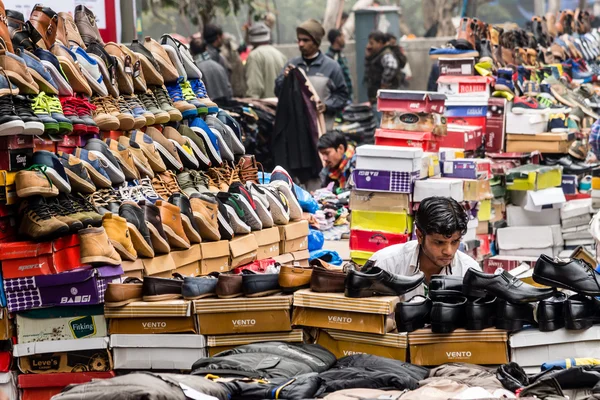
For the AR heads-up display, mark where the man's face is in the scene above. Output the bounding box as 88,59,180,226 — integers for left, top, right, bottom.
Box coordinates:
298,32,318,57
366,38,384,56
336,33,346,49
418,230,462,268
214,34,223,48
319,144,345,169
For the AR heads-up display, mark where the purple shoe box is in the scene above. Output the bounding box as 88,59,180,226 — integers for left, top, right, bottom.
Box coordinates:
4,266,123,313
353,169,420,193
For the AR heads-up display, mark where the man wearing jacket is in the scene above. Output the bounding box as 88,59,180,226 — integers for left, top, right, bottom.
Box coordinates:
245,23,288,99
275,19,350,128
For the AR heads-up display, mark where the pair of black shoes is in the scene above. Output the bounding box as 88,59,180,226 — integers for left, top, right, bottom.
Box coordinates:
345,266,425,298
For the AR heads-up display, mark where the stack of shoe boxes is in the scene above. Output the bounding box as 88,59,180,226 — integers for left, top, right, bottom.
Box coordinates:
561,198,595,252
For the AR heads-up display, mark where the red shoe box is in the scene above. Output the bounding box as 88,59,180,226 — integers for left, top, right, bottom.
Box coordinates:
0,235,85,279
350,229,409,253
59,133,95,148
485,97,507,152
0,135,34,150
377,90,446,113
33,137,56,153
101,131,123,141
374,129,440,152
19,372,115,400
438,124,484,151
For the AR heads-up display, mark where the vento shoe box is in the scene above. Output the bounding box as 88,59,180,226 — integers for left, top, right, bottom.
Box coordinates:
200,240,229,275
207,329,304,356
510,327,600,373
111,334,207,370
194,295,292,335
172,244,202,277
408,328,508,366
278,220,309,253
253,227,280,261
19,372,115,400
106,300,196,334
349,191,410,213
17,305,106,343
14,337,112,374
229,234,258,268
292,289,399,335
316,329,407,361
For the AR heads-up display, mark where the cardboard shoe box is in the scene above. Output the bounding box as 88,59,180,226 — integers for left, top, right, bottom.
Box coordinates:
200,240,230,275
408,328,508,366
316,329,407,361
207,329,304,356
355,145,423,173
121,259,144,280
19,372,115,400
14,337,112,374
506,164,562,191
352,169,420,193
278,220,309,253
111,334,207,370
141,253,176,278
350,210,411,235
497,225,563,257
292,289,399,334
414,178,464,203
106,300,196,334
172,244,202,277
229,234,258,268
194,295,293,335
272,250,309,268
349,191,410,213
253,227,280,261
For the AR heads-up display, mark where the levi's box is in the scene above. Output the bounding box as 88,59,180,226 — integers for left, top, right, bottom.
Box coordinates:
19,372,115,400
409,328,508,366
17,305,106,343
413,178,464,202
5,265,122,313
353,169,419,193
485,97,507,152
483,256,537,274
253,227,280,261
374,129,440,152
0,148,32,172
349,190,410,213
229,234,258,268
106,300,196,334
278,220,309,253
439,124,484,151
292,289,399,334
316,329,407,361
506,164,562,191
0,235,85,278
350,230,409,253
172,244,201,277
510,327,600,373
497,225,563,257
194,295,293,335
356,145,423,173
442,158,492,180
111,334,207,370
437,75,493,98
207,329,304,356
376,90,446,114
200,240,229,275
351,210,411,234
14,337,112,374
142,253,176,278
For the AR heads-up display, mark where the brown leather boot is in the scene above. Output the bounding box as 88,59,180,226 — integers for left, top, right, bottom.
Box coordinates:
58,12,85,48
104,42,134,95
19,196,69,240
190,195,221,241
120,44,147,93
79,226,121,266
0,48,38,94
102,212,137,261
0,1,13,53
28,5,57,50
7,10,34,51
237,155,260,183
155,200,190,249
74,5,103,46
455,17,475,50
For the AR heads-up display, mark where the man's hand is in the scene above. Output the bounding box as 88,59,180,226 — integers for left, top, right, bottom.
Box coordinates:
317,102,326,113
283,64,295,77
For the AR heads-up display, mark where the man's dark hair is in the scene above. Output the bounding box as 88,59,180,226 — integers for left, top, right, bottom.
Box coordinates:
203,24,223,44
368,30,387,43
328,29,342,44
317,131,347,151
383,32,396,42
415,197,469,237
188,36,206,56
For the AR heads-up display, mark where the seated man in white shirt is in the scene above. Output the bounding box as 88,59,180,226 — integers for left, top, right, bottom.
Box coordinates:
368,196,481,299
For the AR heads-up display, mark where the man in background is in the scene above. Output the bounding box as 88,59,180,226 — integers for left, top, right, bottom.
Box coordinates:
245,23,288,99
326,29,353,101
189,33,233,104
203,24,231,75
365,30,406,105
318,131,355,192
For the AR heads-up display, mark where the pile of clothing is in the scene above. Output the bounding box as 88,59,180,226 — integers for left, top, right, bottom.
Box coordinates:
333,104,377,145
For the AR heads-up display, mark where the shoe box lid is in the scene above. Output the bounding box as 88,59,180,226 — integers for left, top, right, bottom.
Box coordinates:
105,299,192,319
506,137,574,154
18,371,116,389
194,295,292,314
438,57,476,76
506,205,561,228
229,233,258,268
350,209,412,235
13,337,109,357
356,145,423,174
497,225,563,252
171,243,201,268
253,226,280,246
414,178,464,203
206,329,303,352
352,169,420,194
506,164,563,191
377,90,446,114
199,240,229,259
510,187,566,212
278,220,309,241
141,252,176,277
0,234,79,261
357,144,423,160
441,158,491,180
437,75,493,98
374,129,441,153
439,124,484,151
349,191,410,214
121,259,144,279
293,289,398,315
350,229,409,254
110,333,206,349
561,197,593,220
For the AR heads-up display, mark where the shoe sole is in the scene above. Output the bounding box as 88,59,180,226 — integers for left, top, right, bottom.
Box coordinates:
65,169,96,194
183,293,217,300
0,120,25,137
23,121,45,136
244,289,282,298
217,293,243,299
171,140,199,169
181,214,202,243
45,167,72,193
81,255,122,266
56,57,92,97
42,60,74,97
183,136,211,167
127,222,155,258
153,142,183,171
80,159,112,188
110,239,137,261
153,111,171,125
234,194,263,231
224,205,251,234
29,68,58,95
223,124,245,155
192,212,221,241
532,274,600,297
210,127,234,161
17,186,59,198
270,181,302,221
4,70,38,95
105,297,143,307
217,211,234,239
191,126,222,164
263,188,290,225
116,113,136,131
181,108,198,119
143,294,182,302
345,279,424,298
89,151,126,184
146,222,171,254
255,201,274,228
168,109,183,122
163,224,191,249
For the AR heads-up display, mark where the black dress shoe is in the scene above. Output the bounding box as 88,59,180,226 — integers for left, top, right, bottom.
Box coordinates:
543,155,591,174
395,295,431,332
431,295,467,333
345,267,425,298
537,292,567,332
142,275,183,301
533,254,600,296
466,295,496,330
463,269,554,303
564,294,600,330
429,275,463,299
242,270,281,297
495,300,536,331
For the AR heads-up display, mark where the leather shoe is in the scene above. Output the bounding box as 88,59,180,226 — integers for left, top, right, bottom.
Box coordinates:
564,294,600,330
463,269,554,303
429,275,463,299
430,295,467,333
310,259,345,293
242,270,281,297
278,265,312,293
142,275,183,302
495,300,536,331
345,267,425,298
182,274,218,300
537,291,567,332
466,295,496,330
533,254,600,296
216,274,242,298
395,295,431,333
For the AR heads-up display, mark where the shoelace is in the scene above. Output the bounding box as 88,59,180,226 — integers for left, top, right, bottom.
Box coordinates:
166,82,185,102
188,79,207,98
25,201,54,222
153,85,174,107
73,97,96,117
180,80,197,101
207,168,225,186
139,91,160,110
73,193,98,213
117,96,133,114
56,197,79,215
24,164,54,188
46,95,64,115
161,171,183,194
237,158,262,183
13,96,35,118
139,178,160,199
32,92,50,114
59,97,78,117
151,177,171,199
91,96,113,115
